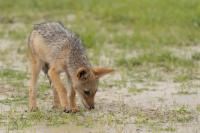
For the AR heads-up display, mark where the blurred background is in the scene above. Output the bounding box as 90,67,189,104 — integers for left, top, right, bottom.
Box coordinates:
0,0,200,68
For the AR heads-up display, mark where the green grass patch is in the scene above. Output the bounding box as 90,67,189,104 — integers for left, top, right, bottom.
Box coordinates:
161,126,176,132
0,68,28,89
0,68,28,80
0,0,200,48
196,105,200,112
192,53,200,61
128,87,149,94
174,74,193,82
0,108,130,130
135,106,195,131
0,110,76,130
175,82,197,95
39,82,50,94
117,51,194,70
0,95,28,105
172,106,194,122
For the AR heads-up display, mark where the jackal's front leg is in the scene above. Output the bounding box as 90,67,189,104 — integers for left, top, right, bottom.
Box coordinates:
69,88,79,113
46,75,61,108
48,67,69,110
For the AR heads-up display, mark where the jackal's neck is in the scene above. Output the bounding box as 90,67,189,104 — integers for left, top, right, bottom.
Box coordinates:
67,48,91,78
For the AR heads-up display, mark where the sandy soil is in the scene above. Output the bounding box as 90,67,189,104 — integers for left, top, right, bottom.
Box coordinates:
0,39,200,133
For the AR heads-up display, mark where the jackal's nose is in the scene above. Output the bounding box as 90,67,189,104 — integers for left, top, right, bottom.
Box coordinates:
89,105,95,110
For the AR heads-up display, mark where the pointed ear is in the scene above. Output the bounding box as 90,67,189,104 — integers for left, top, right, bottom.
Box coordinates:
76,67,90,81
93,67,114,78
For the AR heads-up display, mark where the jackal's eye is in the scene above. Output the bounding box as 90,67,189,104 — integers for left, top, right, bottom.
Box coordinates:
84,90,90,96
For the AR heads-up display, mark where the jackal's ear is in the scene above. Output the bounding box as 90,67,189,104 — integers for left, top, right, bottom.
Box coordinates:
93,67,114,78
76,67,90,81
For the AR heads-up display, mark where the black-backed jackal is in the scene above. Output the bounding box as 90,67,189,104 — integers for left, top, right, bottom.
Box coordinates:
28,22,113,112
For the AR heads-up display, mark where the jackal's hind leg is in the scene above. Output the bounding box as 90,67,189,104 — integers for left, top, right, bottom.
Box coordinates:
29,56,42,111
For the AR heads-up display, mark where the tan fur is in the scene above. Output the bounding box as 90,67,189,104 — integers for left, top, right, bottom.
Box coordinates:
28,22,114,112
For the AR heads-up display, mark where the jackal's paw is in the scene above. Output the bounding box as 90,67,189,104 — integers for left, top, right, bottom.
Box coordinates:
64,107,79,113
63,107,71,113
71,107,79,113
29,106,39,112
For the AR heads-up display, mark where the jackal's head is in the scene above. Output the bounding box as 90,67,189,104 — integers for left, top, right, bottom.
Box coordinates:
73,67,114,110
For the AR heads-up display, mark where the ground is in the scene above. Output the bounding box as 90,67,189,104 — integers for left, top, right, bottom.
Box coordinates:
0,0,200,133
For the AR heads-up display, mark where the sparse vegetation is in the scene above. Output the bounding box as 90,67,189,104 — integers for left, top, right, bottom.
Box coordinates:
128,87,148,94
176,82,198,95
197,105,200,112
135,106,196,132
0,69,28,80
174,74,192,82
192,53,200,61
117,51,195,70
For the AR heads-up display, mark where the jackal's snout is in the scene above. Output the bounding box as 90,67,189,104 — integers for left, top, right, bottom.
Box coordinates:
80,93,95,110
75,67,114,110
89,105,95,110
82,99,95,110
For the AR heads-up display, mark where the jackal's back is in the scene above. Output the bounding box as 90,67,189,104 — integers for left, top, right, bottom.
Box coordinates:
28,22,91,75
